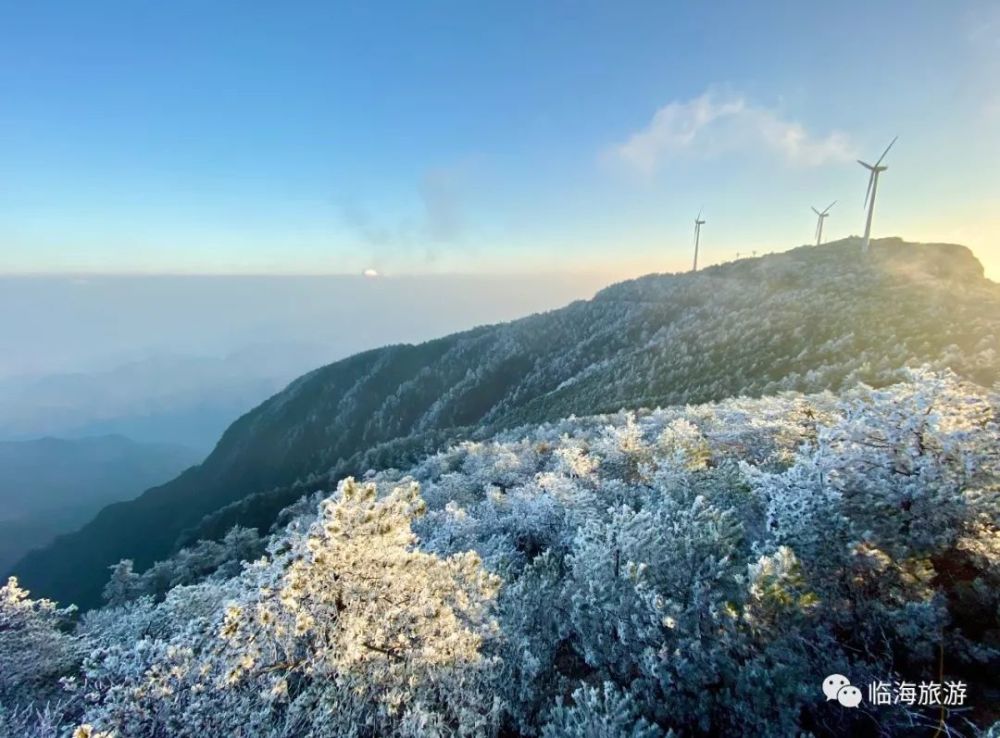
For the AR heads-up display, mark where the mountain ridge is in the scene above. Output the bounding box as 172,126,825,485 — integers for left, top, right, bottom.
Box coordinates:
12,237,1000,609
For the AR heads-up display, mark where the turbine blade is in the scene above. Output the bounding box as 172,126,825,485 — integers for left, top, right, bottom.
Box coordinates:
811,206,821,215
824,200,837,214
858,160,875,170
874,136,898,168
864,171,875,208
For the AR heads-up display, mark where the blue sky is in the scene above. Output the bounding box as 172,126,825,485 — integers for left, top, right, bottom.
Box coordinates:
1,0,997,277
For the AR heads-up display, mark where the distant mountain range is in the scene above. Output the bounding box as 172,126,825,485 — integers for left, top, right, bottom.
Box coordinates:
13,237,1000,609
0,345,335,451
0,435,201,572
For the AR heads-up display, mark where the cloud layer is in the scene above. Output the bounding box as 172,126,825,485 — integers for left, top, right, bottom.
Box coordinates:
606,92,856,175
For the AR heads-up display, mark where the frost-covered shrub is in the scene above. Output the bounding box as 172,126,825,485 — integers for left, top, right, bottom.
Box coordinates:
11,371,1000,737
73,480,501,738
541,682,664,738
0,577,79,709
102,526,265,606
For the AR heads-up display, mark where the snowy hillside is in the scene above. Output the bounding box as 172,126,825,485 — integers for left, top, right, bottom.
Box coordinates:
14,238,1000,611
3,370,998,737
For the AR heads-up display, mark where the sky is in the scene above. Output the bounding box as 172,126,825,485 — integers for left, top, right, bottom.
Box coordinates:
1,0,998,279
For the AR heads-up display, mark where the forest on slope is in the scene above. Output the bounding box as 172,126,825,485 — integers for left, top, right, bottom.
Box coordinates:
3,371,998,736
12,237,1000,610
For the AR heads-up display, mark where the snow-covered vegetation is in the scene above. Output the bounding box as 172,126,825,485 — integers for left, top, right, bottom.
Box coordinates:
4,370,998,736
17,239,1000,613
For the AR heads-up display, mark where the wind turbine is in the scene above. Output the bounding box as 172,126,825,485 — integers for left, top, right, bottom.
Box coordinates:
811,201,836,246
692,209,705,272
858,136,897,252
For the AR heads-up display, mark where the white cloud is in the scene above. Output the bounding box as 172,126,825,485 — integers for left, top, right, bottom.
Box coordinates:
605,91,856,176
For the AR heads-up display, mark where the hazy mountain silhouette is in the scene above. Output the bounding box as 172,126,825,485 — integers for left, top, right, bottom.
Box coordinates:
0,346,335,451
0,435,201,571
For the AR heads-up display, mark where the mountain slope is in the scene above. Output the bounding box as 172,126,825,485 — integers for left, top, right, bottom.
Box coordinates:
14,237,1000,609
0,435,200,571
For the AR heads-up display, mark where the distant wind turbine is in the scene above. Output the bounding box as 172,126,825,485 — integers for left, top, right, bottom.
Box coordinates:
858,136,898,253
811,201,836,246
692,209,706,272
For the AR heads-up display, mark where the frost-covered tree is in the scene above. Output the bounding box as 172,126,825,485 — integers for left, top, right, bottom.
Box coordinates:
102,559,142,606
74,479,502,738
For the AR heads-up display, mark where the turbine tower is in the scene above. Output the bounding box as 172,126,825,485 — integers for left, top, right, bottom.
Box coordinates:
811,200,836,246
858,136,897,252
692,209,706,272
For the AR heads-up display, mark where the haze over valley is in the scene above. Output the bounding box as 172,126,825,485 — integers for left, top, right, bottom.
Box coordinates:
0,274,609,449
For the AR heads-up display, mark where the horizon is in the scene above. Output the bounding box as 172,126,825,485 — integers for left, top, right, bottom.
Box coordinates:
0,269,616,381
3,235,998,281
